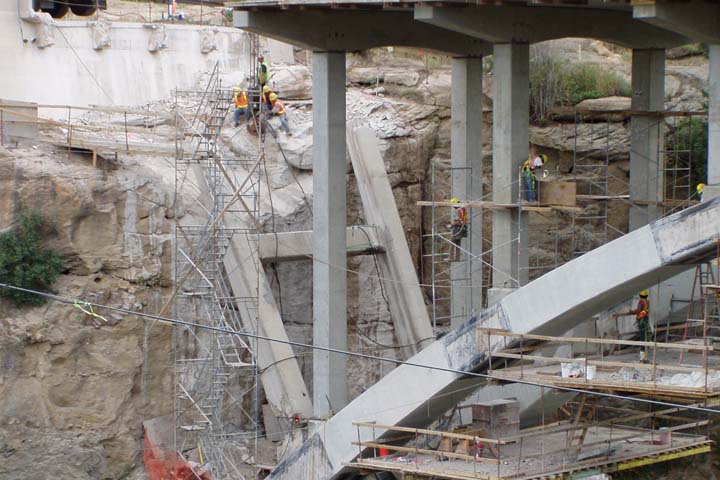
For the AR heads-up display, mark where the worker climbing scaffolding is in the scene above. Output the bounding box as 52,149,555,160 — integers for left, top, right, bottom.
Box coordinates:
449,197,468,262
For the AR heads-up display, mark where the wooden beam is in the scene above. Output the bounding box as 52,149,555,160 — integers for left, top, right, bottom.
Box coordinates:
477,328,715,351
353,441,500,464
490,351,720,374
352,421,508,444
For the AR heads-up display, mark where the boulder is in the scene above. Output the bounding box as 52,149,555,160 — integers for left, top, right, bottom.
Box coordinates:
574,96,631,111
269,65,312,99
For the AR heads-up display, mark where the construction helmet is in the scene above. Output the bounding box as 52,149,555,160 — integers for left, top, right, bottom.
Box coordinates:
234,87,241,93
450,197,460,204
263,85,271,93
639,290,649,298
697,183,706,194
269,93,278,101
540,154,548,163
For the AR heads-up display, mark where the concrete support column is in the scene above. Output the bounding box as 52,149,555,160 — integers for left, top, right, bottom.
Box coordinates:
489,42,529,304
312,51,347,418
450,56,484,327
629,48,665,230
708,45,720,200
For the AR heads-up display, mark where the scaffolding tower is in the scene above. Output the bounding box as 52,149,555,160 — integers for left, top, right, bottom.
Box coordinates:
421,108,707,331
173,64,261,479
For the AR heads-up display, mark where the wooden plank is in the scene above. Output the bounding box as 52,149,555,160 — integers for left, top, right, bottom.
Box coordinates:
491,371,718,398
416,199,517,210
352,421,507,444
476,328,714,351
354,459,498,480
416,199,581,212
490,351,720,374
353,441,500,464
615,444,712,471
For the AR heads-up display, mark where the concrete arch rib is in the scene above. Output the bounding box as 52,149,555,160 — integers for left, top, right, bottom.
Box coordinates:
234,10,490,56
414,5,690,49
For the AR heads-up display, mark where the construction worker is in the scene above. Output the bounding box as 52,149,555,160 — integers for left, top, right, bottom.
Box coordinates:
533,153,548,170
258,55,270,88
233,87,249,127
262,85,274,112
613,290,651,362
269,92,291,136
697,183,705,202
449,198,468,262
521,154,544,203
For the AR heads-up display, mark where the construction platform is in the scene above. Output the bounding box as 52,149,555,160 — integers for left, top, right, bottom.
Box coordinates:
349,418,712,480
476,329,720,399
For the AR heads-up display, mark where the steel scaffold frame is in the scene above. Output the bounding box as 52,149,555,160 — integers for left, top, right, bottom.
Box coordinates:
421,109,707,332
173,63,261,479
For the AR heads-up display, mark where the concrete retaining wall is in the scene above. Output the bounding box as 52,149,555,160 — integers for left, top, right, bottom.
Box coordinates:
0,5,260,117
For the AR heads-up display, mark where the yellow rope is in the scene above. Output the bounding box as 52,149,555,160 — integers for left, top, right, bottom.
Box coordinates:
74,301,109,324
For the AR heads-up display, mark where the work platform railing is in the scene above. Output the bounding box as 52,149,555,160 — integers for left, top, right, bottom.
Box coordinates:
351,409,711,480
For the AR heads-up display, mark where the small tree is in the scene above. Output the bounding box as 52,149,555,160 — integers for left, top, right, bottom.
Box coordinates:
0,211,64,306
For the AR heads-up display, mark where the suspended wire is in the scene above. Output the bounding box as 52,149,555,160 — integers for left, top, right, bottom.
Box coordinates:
2,282,720,415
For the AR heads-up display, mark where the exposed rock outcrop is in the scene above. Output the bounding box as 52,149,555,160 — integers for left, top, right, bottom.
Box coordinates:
0,147,175,480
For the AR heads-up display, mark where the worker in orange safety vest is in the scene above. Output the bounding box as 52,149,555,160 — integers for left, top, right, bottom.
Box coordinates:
614,290,651,362
268,92,291,136
449,197,468,262
233,87,249,127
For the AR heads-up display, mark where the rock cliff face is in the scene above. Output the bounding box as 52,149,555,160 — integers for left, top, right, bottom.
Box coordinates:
0,39,711,478
0,146,174,479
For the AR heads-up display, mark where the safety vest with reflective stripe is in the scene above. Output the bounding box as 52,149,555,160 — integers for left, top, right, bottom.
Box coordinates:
234,91,248,109
258,61,270,85
272,99,286,115
637,298,649,319
451,206,467,226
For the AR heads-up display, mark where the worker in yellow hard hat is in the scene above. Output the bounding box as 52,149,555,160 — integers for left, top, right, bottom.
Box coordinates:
697,183,706,201
233,87,249,127
268,92,291,136
521,153,545,203
262,85,274,112
613,290,651,362
449,198,467,262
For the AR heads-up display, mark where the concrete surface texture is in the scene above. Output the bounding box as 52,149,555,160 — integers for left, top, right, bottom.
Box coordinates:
450,56,484,326
312,51,349,418
629,48,666,230
490,42,529,296
0,3,251,115
347,126,434,357
266,198,720,480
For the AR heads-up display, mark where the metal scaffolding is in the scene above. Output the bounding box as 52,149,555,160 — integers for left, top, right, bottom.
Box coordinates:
420,109,707,330
173,64,262,479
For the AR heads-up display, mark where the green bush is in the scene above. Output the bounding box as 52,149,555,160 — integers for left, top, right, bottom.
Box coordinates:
529,52,631,123
0,211,63,306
